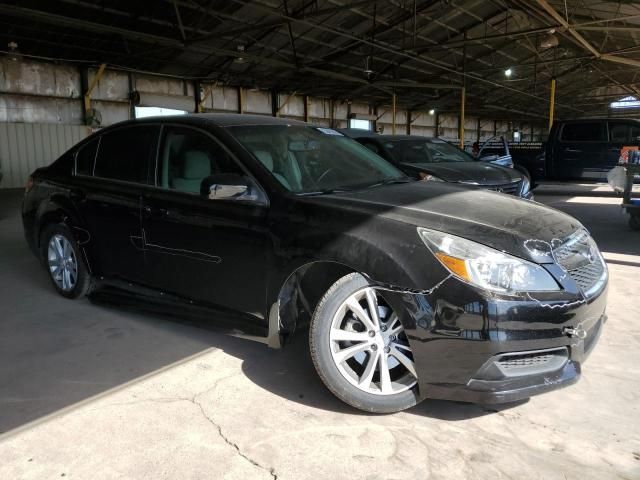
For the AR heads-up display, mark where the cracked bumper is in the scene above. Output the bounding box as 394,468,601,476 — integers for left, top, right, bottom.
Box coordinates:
380,276,607,404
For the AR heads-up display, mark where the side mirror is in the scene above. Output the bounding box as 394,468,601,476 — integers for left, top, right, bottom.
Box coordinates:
200,173,255,201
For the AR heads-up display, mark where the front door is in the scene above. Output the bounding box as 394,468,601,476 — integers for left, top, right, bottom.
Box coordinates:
140,125,270,332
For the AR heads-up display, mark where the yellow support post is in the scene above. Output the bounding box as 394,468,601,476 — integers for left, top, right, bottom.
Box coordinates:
548,78,556,131
84,63,106,113
459,86,466,149
198,82,216,113
392,93,397,135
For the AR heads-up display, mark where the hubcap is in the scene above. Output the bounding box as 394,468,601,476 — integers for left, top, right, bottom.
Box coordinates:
329,287,417,395
47,234,77,292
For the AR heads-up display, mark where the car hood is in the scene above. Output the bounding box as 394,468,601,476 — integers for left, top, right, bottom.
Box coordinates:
302,181,581,263
400,161,521,185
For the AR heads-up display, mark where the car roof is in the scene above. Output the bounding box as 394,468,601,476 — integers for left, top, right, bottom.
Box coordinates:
557,118,640,124
99,113,308,132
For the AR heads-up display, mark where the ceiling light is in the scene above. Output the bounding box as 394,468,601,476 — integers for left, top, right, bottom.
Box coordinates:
234,45,245,64
539,30,559,50
429,109,435,115
504,68,513,77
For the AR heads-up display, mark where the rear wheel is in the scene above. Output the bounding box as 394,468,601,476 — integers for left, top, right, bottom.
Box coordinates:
309,273,420,413
41,224,92,299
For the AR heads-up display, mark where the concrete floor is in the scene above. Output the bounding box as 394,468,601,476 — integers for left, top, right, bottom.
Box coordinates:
0,186,639,480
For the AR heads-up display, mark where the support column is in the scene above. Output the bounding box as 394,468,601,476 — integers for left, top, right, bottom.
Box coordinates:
194,81,202,113
238,86,244,114
271,89,278,117
303,95,310,123
329,99,335,128
459,86,466,149
128,72,136,119
548,78,556,131
406,110,412,135
392,92,397,135
83,63,106,125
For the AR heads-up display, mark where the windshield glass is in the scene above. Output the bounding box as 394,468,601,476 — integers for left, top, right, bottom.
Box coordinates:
384,139,475,164
228,125,406,193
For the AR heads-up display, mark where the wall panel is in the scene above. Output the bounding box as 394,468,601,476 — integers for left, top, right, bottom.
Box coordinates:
0,123,91,188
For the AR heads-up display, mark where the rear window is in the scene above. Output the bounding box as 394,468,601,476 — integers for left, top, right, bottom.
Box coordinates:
560,122,604,142
75,137,99,176
94,126,158,184
608,122,630,142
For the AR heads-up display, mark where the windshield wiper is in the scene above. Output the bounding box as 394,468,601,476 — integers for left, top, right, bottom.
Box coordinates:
297,188,352,196
364,178,413,189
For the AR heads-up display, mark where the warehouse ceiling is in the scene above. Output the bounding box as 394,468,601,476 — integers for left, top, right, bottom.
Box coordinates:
1,0,639,121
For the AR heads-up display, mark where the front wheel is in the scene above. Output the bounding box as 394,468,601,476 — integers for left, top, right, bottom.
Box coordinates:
309,273,420,413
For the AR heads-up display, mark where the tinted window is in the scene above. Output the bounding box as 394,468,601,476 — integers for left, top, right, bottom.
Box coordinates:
94,126,158,184
609,122,630,142
75,137,99,176
631,125,640,142
561,123,604,142
158,126,243,194
229,125,404,193
384,139,474,163
360,140,382,155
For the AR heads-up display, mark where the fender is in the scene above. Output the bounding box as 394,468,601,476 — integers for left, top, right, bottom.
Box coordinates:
265,214,450,348
34,191,94,273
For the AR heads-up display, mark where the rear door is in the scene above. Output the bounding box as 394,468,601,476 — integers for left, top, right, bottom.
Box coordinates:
556,121,607,179
140,125,270,329
73,125,159,283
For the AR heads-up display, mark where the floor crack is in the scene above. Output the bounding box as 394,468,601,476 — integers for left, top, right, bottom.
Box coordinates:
191,397,278,480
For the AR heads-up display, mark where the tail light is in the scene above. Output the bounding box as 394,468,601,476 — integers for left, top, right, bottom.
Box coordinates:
25,175,34,193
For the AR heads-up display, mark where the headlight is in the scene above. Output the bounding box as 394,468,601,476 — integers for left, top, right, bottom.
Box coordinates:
417,228,560,293
419,172,444,182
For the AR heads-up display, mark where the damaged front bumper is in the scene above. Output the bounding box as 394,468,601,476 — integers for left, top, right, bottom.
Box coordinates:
379,276,607,404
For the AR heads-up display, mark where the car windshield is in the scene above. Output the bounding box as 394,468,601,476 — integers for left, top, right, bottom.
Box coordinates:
384,139,475,164
228,125,407,194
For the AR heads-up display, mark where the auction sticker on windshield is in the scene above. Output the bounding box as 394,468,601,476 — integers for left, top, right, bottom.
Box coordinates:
316,128,343,136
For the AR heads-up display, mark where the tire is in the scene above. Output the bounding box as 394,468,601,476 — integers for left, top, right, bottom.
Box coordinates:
309,273,420,413
40,223,93,299
515,165,535,189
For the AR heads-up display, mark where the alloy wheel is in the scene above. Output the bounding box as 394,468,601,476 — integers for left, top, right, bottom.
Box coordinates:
329,287,417,395
47,234,78,292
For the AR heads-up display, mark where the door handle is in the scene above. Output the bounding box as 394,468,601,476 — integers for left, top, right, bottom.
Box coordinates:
564,148,582,153
142,205,169,216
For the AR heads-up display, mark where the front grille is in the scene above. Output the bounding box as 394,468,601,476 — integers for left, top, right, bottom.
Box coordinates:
553,230,607,295
570,261,605,291
484,180,521,195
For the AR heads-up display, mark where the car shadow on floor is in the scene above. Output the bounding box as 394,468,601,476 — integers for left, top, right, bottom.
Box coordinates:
79,297,528,422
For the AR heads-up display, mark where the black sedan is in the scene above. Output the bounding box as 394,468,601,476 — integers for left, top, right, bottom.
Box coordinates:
343,130,533,199
22,115,607,413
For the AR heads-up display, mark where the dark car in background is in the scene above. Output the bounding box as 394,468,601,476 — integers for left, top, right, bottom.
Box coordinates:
23,114,607,413
342,130,533,199
546,118,640,180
